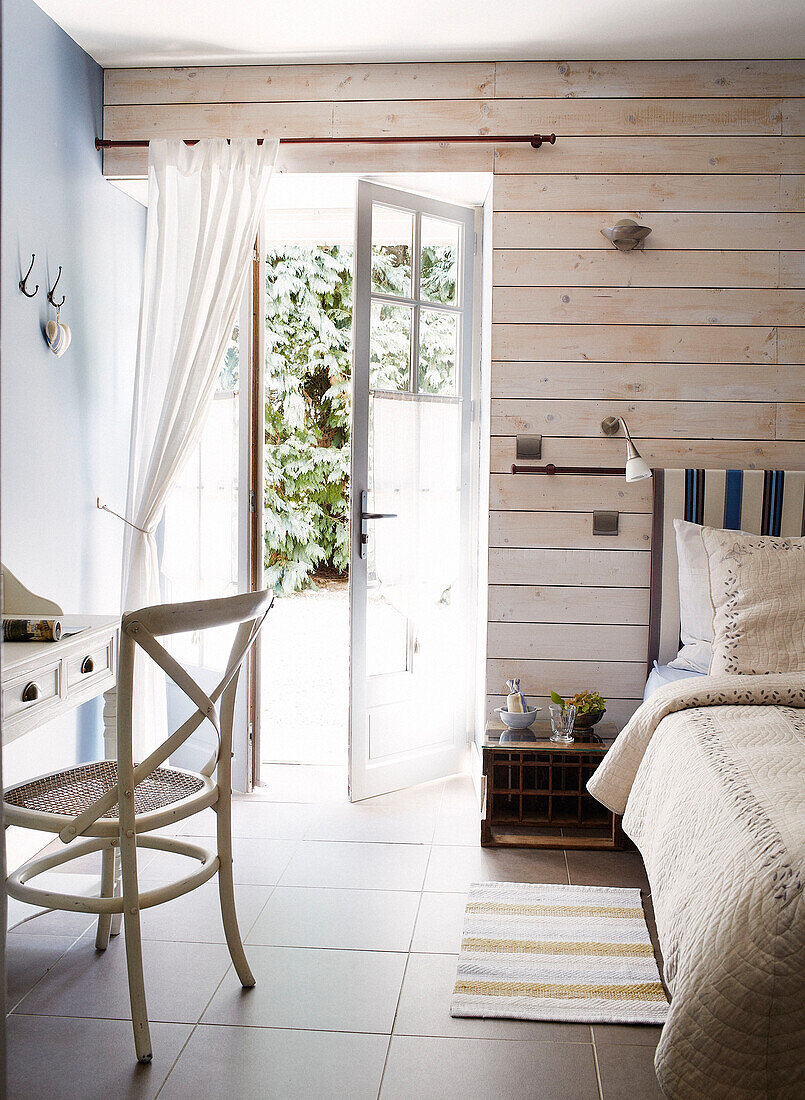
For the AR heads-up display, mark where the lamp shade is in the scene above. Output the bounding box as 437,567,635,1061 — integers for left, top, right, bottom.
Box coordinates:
601,415,653,482
625,455,652,482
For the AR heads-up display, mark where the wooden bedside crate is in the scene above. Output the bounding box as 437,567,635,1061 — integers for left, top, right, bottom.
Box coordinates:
481,720,624,850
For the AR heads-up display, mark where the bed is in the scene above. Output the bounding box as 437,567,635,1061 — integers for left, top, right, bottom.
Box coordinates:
643,662,700,700
588,468,805,1100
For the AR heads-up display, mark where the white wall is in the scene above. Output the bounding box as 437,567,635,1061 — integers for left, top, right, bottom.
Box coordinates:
1,0,146,866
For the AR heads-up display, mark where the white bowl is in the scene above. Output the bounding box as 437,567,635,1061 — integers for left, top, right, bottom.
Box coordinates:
495,705,541,730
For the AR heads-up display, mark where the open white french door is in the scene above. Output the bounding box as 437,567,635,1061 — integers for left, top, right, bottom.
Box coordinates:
349,181,477,802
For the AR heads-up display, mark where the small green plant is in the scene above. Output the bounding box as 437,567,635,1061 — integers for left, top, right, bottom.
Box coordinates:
549,690,607,714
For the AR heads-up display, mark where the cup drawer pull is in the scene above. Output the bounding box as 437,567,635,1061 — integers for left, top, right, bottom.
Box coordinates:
81,656,95,675
22,681,41,702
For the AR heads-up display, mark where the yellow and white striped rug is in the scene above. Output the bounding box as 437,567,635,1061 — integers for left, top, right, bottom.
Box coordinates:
451,881,669,1025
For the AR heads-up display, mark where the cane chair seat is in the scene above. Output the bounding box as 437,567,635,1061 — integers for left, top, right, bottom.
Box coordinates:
4,760,207,824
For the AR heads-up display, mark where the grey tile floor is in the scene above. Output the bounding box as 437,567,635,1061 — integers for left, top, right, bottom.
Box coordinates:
6,767,664,1100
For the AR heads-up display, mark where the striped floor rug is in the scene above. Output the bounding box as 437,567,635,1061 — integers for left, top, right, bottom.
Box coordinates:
450,881,669,1025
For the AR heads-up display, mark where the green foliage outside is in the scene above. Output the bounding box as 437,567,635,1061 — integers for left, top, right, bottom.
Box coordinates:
263,245,352,595
263,239,458,595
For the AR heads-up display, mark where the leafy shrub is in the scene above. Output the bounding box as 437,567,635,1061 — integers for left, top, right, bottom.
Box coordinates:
263,245,352,594
262,239,458,594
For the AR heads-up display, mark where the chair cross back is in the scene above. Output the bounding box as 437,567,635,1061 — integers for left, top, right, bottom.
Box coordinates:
58,593,272,844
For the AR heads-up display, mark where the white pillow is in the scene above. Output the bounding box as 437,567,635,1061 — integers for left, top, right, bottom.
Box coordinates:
702,528,805,675
668,519,714,673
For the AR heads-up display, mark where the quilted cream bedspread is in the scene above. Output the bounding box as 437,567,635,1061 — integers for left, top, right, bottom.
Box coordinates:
587,673,805,1100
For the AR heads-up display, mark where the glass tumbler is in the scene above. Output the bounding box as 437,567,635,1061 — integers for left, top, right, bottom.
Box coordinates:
549,703,576,743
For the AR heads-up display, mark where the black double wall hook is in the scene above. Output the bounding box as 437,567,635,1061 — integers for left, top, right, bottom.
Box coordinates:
47,266,65,308
19,253,38,297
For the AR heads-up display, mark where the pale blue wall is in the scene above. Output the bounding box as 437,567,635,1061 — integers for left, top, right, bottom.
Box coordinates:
1,0,145,803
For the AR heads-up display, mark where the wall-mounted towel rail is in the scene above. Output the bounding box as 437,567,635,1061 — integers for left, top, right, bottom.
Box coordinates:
510,464,626,476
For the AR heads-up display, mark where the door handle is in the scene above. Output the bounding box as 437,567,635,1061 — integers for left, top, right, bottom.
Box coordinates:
359,490,397,558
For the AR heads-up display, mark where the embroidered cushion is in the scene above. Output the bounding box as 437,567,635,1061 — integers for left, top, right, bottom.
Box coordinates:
702,527,805,675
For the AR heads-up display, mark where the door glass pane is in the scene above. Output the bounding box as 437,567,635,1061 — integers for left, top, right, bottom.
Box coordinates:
420,216,460,306
366,395,409,676
371,204,413,298
418,309,458,396
366,392,464,754
370,300,412,392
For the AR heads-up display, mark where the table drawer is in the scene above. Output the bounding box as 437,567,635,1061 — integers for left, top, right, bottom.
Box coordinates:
65,637,114,692
2,664,60,722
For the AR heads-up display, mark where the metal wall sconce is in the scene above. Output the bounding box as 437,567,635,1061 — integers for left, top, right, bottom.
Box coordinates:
601,219,652,251
601,416,652,482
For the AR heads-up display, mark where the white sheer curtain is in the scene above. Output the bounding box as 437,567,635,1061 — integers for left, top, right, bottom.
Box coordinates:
122,138,277,754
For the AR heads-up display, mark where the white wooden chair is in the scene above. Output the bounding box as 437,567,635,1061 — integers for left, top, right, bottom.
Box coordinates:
4,590,273,1062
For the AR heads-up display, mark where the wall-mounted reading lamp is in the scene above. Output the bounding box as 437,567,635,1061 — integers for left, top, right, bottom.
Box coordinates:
508,416,653,483
601,417,652,482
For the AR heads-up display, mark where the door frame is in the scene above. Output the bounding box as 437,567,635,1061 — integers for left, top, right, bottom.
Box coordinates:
348,179,480,802
246,181,489,794
247,236,265,789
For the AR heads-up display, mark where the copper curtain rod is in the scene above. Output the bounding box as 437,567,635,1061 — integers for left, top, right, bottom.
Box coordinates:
96,133,556,150
511,463,625,476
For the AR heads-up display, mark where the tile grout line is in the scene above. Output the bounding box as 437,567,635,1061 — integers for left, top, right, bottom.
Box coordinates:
153,841,287,1094
428,783,445,846
151,832,299,1091
591,1026,605,1100
10,1010,595,1041
8,921,96,1015
405,884,426,956
165,949,238,1068
153,1022,200,1099
374,879,425,1100
419,835,438,895
239,880,279,942
374,804,442,1100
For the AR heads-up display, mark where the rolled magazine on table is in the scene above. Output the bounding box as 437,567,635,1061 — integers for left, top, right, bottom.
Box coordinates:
3,618,62,642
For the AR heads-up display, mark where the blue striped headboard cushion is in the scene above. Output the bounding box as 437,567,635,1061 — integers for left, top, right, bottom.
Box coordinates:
652,469,805,667
682,469,803,536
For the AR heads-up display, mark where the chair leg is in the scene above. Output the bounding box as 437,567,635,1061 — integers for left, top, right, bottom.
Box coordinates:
95,844,116,951
119,828,152,1063
110,848,123,937
216,803,255,988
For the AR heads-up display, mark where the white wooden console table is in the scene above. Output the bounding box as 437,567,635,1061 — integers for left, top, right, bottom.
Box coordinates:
1,567,122,931
2,615,120,753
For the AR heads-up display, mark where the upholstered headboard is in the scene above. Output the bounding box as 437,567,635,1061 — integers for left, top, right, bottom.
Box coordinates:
648,469,805,670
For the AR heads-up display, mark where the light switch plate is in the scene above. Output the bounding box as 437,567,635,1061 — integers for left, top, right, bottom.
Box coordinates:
593,510,619,536
516,435,542,460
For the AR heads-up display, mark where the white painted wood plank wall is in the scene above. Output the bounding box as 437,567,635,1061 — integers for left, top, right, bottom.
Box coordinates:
102,59,805,726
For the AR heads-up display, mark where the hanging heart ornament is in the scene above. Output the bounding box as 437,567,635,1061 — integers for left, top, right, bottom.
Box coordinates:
45,310,71,358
